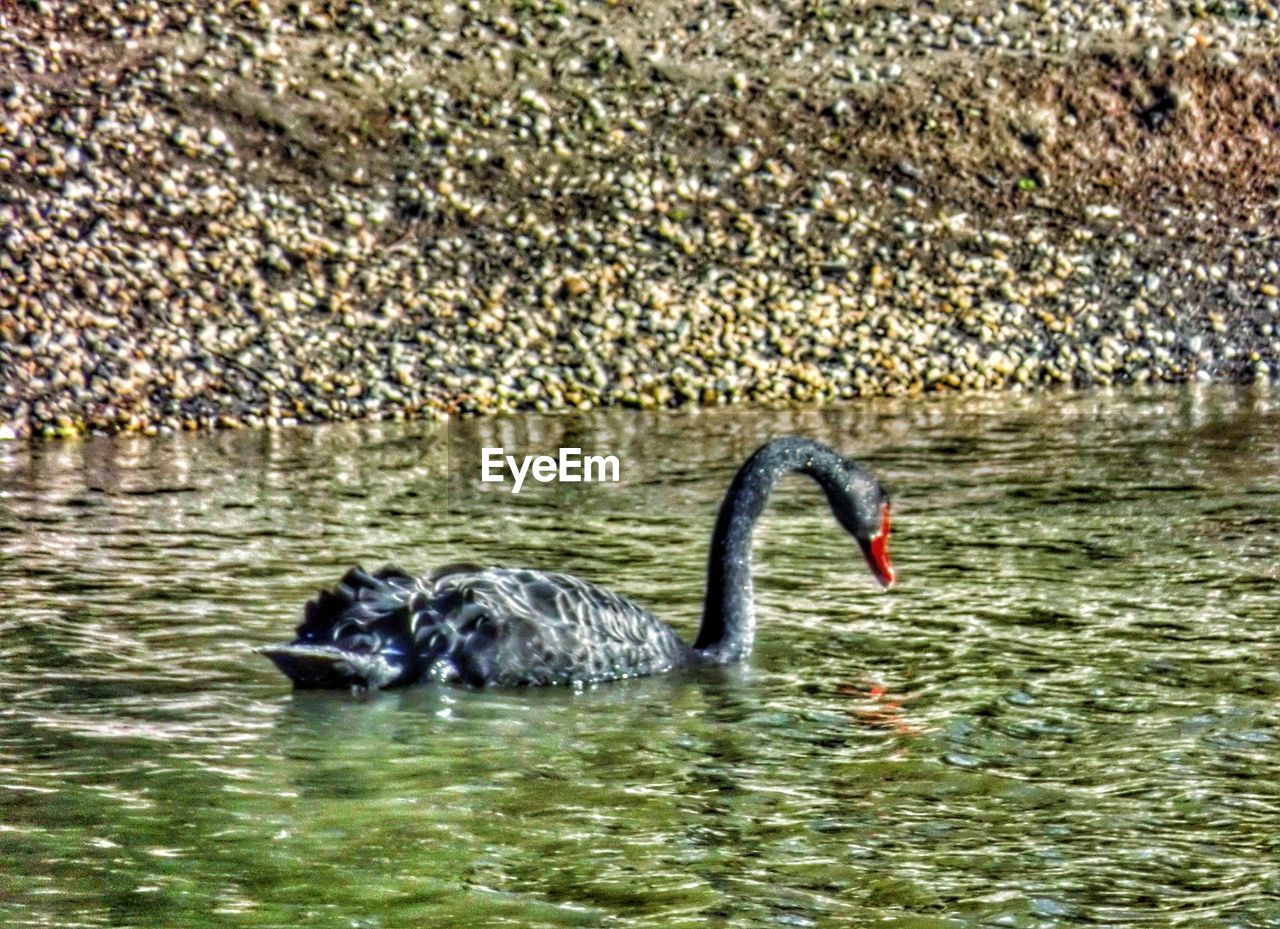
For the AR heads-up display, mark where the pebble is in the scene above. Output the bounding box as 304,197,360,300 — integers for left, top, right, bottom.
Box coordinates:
1,0,1279,439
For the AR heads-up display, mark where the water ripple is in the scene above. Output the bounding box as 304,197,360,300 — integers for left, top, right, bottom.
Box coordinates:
0,387,1278,927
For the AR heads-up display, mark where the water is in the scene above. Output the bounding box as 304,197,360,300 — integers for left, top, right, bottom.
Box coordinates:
1,387,1278,928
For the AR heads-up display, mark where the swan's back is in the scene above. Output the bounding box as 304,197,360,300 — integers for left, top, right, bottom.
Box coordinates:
429,567,692,686
283,565,693,687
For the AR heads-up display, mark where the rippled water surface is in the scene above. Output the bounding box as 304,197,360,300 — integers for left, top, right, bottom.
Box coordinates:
2,388,1278,928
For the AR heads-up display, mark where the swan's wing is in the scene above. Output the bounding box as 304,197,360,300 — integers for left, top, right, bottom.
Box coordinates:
420,567,690,686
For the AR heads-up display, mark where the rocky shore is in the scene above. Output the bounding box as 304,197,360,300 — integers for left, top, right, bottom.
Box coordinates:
2,0,1279,439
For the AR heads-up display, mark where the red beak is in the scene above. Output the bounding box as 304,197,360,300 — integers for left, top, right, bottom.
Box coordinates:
862,503,895,588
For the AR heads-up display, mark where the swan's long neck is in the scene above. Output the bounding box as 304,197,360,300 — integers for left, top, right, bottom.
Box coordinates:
693,438,854,660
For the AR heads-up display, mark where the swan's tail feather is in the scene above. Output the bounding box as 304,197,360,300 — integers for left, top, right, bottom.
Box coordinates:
298,565,415,632
261,565,422,689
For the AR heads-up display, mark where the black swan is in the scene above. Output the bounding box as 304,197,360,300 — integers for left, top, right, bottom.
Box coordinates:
259,437,894,689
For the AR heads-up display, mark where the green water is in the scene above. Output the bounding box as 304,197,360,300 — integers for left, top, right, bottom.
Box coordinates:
1,388,1277,928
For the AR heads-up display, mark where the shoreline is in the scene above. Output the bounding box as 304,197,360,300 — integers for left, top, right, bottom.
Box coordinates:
3,0,1279,440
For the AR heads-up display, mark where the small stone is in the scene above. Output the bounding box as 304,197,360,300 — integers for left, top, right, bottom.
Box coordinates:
562,272,590,297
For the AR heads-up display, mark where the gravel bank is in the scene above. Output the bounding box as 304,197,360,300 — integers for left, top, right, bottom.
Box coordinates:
2,0,1279,438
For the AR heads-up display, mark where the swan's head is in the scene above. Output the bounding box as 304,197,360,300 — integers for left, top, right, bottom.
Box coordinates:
822,459,895,588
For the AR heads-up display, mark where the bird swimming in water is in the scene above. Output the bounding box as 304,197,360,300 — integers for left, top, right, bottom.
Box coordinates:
259,436,895,690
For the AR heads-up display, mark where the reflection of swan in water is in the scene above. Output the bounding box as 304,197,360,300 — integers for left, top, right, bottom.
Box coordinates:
260,438,895,690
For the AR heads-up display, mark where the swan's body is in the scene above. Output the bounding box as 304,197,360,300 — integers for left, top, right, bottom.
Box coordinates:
260,437,895,690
